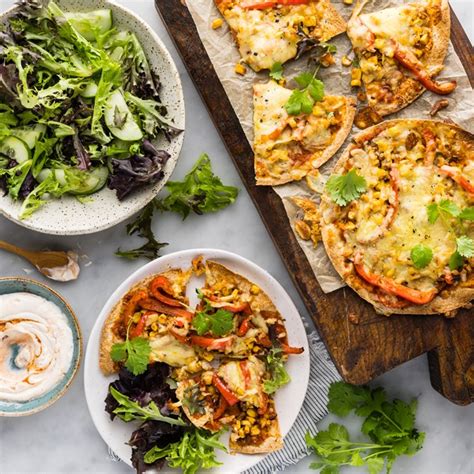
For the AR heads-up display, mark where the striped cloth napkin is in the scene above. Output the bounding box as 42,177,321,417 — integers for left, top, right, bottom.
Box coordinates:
246,332,342,474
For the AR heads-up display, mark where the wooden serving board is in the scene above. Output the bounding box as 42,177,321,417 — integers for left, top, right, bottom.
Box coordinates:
156,0,474,405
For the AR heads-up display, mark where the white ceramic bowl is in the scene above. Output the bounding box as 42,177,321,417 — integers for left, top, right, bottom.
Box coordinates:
84,249,310,473
0,0,184,235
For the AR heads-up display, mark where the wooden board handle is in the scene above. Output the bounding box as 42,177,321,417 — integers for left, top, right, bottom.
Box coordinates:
428,314,474,405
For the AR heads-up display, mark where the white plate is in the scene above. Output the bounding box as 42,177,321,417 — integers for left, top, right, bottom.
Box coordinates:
0,0,184,235
84,249,310,473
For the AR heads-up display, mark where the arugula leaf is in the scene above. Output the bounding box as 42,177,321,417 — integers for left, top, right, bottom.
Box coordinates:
410,245,433,269
308,382,425,474
144,429,226,474
192,308,234,337
158,153,239,219
459,207,474,221
115,201,168,260
456,235,474,258
326,169,367,206
263,347,291,394
269,62,284,81
285,70,324,116
109,387,186,426
449,251,464,270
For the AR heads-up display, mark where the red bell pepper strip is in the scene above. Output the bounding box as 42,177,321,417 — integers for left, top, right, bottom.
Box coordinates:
212,374,240,406
138,298,194,321
439,165,474,194
422,128,437,166
122,289,149,326
223,302,252,315
149,276,183,307
169,328,188,344
213,395,229,420
237,317,252,337
240,360,251,389
281,343,304,355
393,47,456,95
354,261,437,305
190,335,233,351
130,311,152,338
242,0,308,9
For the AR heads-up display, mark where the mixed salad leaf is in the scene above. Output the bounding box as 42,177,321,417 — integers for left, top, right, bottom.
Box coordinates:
307,382,425,474
0,1,180,218
116,153,239,260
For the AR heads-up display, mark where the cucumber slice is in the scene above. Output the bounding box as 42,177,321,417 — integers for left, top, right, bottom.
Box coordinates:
104,89,143,142
37,168,52,183
80,82,98,98
14,124,46,149
64,9,113,41
0,137,31,163
54,169,67,186
68,167,109,195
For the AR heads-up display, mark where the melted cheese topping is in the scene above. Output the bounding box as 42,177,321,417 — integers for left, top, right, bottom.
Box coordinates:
219,1,330,71
340,122,473,293
253,80,347,183
150,334,196,367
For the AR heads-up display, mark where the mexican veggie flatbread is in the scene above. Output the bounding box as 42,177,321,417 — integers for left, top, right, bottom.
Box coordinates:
320,120,474,315
254,80,356,185
214,0,346,71
347,0,455,119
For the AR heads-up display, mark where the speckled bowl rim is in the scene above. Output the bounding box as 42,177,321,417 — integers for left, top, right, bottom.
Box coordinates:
0,0,185,236
0,277,83,417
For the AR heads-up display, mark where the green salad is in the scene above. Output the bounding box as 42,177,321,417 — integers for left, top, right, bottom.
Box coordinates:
0,0,180,218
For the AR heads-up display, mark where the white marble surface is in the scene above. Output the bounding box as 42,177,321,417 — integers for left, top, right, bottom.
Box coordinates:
0,1,473,473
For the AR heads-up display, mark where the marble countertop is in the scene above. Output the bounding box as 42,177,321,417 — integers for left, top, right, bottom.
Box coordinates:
0,1,473,473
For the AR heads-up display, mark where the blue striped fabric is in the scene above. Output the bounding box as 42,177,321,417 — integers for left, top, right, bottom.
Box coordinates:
245,332,342,474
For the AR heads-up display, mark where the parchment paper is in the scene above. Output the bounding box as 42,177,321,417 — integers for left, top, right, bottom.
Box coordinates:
186,0,474,292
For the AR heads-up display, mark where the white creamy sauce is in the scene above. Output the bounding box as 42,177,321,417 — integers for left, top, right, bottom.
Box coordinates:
41,251,80,282
0,292,74,402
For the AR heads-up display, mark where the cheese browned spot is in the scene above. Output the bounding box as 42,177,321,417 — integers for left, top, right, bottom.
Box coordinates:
214,0,346,71
321,120,474,315
253,80,355,185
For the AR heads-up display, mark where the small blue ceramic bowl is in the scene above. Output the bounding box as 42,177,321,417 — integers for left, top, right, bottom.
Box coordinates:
0,278,82,416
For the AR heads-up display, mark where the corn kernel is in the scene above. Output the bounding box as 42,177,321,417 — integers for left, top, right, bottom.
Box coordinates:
235,63,246,75
247,408,257,417
250,285,260,295
211,18,223,29
351,68,362,87
248,416,256,424
343,0,353,4
341,55,352,67
242,420,251,426
251,426,261,436
202,352,214,362
132,312,141,323
244,425,250,434
151,322,158,331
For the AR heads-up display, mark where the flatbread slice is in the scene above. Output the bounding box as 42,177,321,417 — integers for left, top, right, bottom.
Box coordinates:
229,416,283,454
320,119,474,316
99,268,191,375
214,0,346,71
347,0,455,118
253,80,356,185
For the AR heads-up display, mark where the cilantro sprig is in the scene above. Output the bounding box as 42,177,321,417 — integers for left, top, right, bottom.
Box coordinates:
285,70,324,116
110,321,151,376
263,347,291,394
326,169,367,206
426,199,474,269
307,382,425,474
192,291,234,336
269,62,284,81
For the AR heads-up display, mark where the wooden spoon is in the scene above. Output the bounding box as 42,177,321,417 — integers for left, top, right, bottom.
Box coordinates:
0,240,80,282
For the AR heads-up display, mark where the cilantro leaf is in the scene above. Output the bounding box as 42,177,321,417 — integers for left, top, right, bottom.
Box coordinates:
456,235,474,258
111,336,151,376
285,71,324,116
426,200,461,224
426,203,439,224
269,62,284,81
449,251,464,270
158,153,239,219
309,382,425,474
326,169,367,206
410,244,433,269
192,307,234,336
459,207,474,221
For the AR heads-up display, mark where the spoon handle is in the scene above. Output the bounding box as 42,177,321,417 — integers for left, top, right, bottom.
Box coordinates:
0,240,34,262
